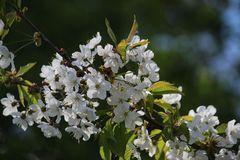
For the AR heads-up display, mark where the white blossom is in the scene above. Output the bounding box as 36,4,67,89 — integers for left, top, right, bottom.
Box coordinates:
134,126,156,157
129,143,142,160
71,32,101,68
139,60,160,82
0,19,4,35
71,45,93,68
1,93,19,116
38,122,62,139
63,92,87,112
187,105,219,144
27,100,45,123
125,110,144,130
126,35,148,62
86,32,101,49
86,70,111,100
107,80,130,106
12,111,32,131
61,67,80,93
215,148,236,160
225,119,240,145
97,44,123,73
65,119,99,142
0,42,15,70
162,86,182,106
112,103,129,123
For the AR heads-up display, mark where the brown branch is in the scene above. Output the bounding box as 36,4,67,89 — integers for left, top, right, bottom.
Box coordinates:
7,2,70,60
10,77,40,91
143,114,164,130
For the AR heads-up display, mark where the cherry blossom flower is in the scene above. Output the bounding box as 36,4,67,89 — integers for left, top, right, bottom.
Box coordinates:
38,122,62,139
1,93,19,116
0,41,15,70
134,126,156,157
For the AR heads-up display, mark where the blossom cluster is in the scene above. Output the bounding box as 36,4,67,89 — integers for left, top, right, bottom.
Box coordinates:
0,27,160,157
1,17,240,159
166,105,240,160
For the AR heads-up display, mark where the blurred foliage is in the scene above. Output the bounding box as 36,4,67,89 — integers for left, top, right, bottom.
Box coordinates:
0,0,238,159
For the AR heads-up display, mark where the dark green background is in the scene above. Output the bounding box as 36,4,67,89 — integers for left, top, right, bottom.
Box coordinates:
0,0,238,159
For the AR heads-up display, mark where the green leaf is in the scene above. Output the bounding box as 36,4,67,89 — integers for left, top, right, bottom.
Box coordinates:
0,68,5,75
123,145,133,160
178,123,190,141
116,39,127,62
5,11,17,27
130,39,149,49
155,138,165,160
158,112,169,123
99,120,113,160
99,146,112,160
154,99,173,112
112,123,133,157
105,18,117,45
16,80,40,106
16,62,36,77
148,81,182,95
99,121,136,160
216,123,227,134
17,84,25,107
124,132,137,160
0,73,9,84
150,129,162,138
144,94,154,116
16,0,22,8
116,16,139,62
181,115,193,121
126,16,138,43
0,0,6,15
1,28,9,39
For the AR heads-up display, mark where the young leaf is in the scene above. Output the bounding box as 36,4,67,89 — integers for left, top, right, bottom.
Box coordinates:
16,80,40,106
5,11,17,27
116,16,139,62
99,120,113,160
158,112,169,123
181,115,193,121
216,123,227,134
1,28,9,40
150,129,162,138
17,84,25,107
0,0,6,17
126,16,138,43
148,81,182,95
16,0,22,8
155,138,165,160
154,99,173,112
105,18,117,45
112,123,133,157
130,39,149,49
99,146,112,160
16,62,36,77
124,131,137,160
116,39,127,62
144,94,154,116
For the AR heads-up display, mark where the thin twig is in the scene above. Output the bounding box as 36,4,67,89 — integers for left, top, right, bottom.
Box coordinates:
143,114,164,130
5,38,33,45
7,2,69,60
14,41,34,54
10,77,40,91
